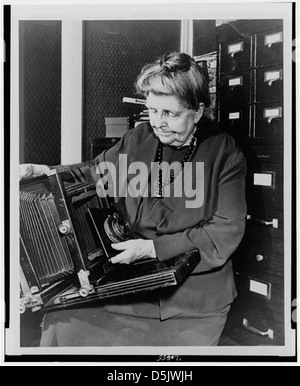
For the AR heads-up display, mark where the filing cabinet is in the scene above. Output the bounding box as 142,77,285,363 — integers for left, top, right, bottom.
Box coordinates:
219,105,251,139
217,20,285,346
219,71,251,107
255,30,283,66
220,36,252,72
247,142,283,163
255,67,283,102
219,71,252,138
254,103,283,141
234,223,284,278
246,159,283,218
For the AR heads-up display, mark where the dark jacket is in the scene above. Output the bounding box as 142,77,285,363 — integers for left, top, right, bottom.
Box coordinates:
95,118,247,319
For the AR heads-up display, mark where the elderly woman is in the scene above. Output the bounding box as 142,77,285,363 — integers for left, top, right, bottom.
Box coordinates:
20,52,247,346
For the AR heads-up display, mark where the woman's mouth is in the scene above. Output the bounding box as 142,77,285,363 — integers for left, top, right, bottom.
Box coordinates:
157,128,172,136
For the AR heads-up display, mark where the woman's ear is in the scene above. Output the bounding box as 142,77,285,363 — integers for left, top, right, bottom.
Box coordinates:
194,103,205,124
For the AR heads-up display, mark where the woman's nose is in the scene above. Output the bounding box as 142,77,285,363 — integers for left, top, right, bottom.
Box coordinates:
153,112,166,128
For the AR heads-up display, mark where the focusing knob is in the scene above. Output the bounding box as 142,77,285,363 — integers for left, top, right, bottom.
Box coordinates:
79,287,89,298
59,220,71,235
20,302,26,314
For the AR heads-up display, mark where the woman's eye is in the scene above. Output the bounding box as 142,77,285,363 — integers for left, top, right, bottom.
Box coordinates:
148,109,176,118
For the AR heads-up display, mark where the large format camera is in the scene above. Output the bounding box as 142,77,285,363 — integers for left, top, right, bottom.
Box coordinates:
19,163,200,314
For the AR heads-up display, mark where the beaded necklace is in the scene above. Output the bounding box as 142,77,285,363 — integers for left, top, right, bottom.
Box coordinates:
153,127,199,198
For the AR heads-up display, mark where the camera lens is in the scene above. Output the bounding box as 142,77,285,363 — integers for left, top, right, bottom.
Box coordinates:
104,212,131,243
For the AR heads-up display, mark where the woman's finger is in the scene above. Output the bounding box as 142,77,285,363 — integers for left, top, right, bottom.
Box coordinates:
111,240,135,250
110,249,132,264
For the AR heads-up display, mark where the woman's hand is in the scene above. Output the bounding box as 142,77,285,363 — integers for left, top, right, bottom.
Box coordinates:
110,239,157,264
19,164,50,180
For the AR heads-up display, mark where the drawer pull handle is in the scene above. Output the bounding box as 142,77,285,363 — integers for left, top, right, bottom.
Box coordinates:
258,218,278,228
247,215,278,228
243,318,274,339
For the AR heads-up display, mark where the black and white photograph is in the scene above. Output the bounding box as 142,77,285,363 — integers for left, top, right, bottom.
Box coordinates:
1,0,298,367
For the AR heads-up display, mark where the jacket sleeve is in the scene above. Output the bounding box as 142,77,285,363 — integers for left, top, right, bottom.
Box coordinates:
153,147,247,272
94,135,126,165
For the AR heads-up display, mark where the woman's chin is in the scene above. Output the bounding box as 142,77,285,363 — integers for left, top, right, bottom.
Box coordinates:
160,137,184,147
159,137,177,146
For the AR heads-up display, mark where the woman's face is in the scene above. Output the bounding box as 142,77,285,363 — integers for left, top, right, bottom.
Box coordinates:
146,92,203,147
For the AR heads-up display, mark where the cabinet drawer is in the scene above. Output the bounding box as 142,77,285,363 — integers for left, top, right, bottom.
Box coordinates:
233,221,284,275
235,270,284,317
243,142,283,165
246,164,283,199
255,30,283,66
220,72,251,109
246,197,283,226
220,37,252,73
236,272,284,306
234,243,284,280
241,312,284,345
255,66,283,103
220,106,250,138
223,289,285,345
248,163,283,187
254,103,283,141
241,220,284,251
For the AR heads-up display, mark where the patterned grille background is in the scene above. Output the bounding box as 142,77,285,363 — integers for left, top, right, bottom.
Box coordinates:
193,21,217,121
19,21,61,165
195,52,218,121
82,20,181,161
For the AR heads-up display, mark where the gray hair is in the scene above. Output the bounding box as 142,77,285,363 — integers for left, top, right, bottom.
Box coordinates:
135,52,210,110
